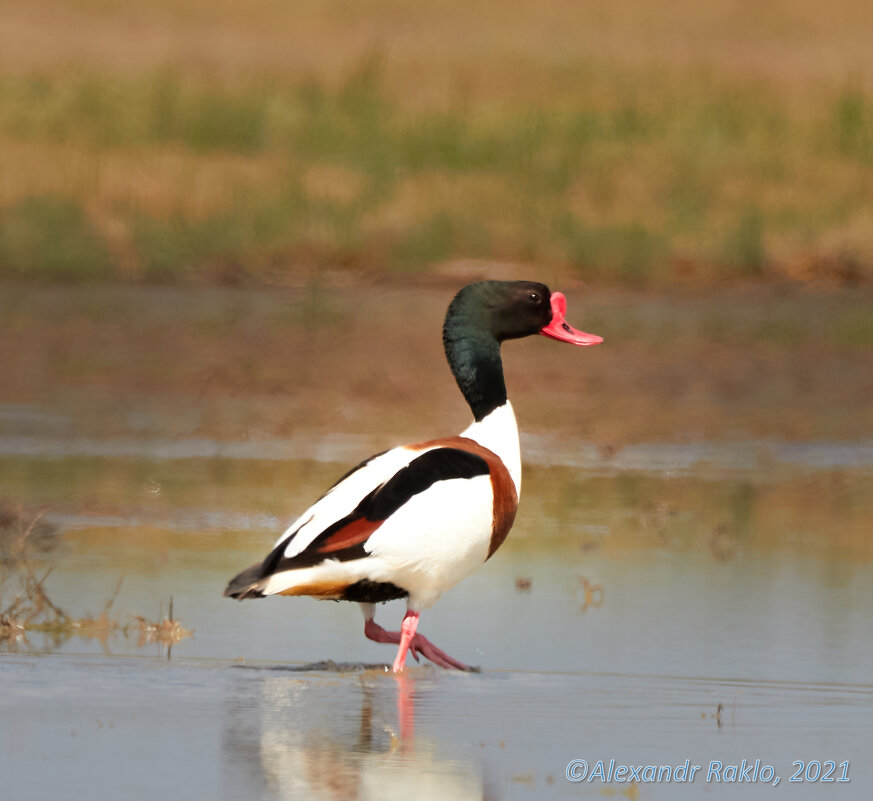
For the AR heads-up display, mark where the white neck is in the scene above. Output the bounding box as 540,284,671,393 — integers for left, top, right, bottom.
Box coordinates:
460,401,521,495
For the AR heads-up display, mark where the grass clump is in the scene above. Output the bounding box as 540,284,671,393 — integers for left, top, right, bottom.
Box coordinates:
0,506,192,654
721,205,766,278
0,71,271,153
0,196,113,281
833,86,873,163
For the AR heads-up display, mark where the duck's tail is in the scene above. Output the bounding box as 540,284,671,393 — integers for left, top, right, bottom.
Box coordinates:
223,562,268,600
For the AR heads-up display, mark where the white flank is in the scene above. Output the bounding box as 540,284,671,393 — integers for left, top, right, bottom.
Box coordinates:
461,401,521,494
363,474,495,609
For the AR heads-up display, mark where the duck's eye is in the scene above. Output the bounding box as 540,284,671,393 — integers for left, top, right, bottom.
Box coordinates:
529,292,540,304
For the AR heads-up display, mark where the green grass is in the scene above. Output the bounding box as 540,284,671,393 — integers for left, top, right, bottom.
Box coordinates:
833,85,873,163
721,205,766,277
1,60,872,285
0,196,113,281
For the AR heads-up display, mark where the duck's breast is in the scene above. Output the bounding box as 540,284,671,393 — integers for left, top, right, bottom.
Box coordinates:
363,472,498,605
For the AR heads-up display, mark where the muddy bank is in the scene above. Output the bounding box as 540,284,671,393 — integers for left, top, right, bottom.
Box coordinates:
1,282,871,446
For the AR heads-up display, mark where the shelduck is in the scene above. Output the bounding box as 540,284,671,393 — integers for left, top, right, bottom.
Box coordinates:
224,280,602,671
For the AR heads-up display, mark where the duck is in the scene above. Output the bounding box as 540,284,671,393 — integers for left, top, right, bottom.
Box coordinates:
224,280,602,672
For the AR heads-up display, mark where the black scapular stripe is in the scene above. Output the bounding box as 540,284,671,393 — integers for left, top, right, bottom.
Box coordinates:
364,447,489,521
263,447,490,575
257,450,389,576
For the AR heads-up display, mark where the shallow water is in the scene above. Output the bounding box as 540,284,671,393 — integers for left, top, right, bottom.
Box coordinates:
2,428,872,800
2,652,871,801
1,284,872,799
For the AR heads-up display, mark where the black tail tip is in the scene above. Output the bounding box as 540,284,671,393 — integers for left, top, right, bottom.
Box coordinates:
224,561,266,600
224,585,266,600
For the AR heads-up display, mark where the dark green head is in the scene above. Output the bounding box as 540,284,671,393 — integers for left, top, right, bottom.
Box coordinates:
443,281,553,344
442,280,601,420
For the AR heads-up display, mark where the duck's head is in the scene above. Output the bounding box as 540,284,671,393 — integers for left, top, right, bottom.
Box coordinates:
444,280,602,421
446,280,602,346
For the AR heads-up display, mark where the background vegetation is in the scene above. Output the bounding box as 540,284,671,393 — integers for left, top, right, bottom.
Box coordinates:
1,0,872,286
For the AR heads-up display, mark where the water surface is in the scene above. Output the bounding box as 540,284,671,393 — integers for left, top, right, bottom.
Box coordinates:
2,436,871,800
1,285,872,799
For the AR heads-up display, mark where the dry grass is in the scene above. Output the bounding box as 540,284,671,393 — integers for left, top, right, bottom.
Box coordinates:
0,1,872,285
0,139,281,219
134,598,193,649
0,506,192,652
3,0,873,95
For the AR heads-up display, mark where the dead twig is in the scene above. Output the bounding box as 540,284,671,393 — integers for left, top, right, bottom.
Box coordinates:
1,509,191,654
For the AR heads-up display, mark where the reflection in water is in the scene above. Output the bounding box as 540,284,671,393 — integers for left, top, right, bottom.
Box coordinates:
2,651,871,801
222,669,487,801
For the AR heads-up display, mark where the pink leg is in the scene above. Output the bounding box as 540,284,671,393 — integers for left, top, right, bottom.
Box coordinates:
392,610,419,673
363,613,472,671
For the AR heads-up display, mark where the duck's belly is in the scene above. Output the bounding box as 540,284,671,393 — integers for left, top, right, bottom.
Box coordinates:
363,474,495,609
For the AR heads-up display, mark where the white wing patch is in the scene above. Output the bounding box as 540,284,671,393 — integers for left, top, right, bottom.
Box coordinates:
274,445,441,559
